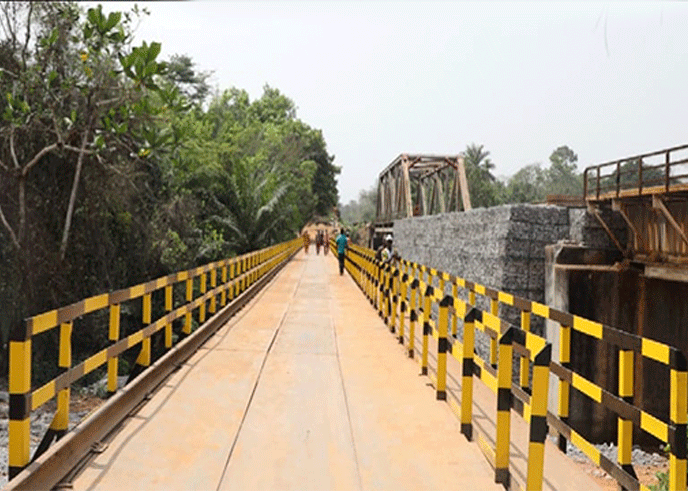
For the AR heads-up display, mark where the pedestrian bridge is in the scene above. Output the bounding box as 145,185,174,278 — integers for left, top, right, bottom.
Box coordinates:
5,239,685,490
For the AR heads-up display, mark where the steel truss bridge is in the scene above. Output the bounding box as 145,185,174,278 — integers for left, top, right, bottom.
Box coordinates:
374,154,472,239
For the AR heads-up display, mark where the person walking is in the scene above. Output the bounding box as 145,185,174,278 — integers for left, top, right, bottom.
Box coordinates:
336,228,348,275
302,230,310,254
315,230,322,255
323,230,329,255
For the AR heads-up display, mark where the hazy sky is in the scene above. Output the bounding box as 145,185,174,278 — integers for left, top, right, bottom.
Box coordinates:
98,1,688,204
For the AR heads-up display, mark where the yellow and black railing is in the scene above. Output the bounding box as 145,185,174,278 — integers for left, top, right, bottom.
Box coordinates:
343,244,687,491
8,238,301,479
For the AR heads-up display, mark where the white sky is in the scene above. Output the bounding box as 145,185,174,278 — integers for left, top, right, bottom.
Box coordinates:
97,1,688,204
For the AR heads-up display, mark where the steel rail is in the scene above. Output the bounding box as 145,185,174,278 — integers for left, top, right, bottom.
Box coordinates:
3,247,298,491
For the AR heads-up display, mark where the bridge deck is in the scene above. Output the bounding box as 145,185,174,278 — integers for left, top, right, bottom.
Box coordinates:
70,252,599,490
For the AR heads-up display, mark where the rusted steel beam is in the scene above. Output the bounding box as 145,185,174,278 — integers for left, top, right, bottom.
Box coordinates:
402,155,413,218
652,195,688,248
612,199,644,250
587,204,625,254
458,156,472,211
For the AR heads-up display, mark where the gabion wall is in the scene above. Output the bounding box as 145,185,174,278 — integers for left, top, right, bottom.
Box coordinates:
393,204,626,308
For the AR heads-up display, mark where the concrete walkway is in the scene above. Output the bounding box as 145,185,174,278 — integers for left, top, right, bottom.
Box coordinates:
69,251,584,490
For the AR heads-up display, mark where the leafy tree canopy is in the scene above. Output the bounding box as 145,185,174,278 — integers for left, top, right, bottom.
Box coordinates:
0,1,339,377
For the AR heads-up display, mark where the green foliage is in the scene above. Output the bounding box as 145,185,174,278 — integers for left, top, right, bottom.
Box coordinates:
463,143,505,208
649,470,668,491
546,145,582,196
0,2,338,380
341,186,376,224
502,145,583,204
503,163,547,203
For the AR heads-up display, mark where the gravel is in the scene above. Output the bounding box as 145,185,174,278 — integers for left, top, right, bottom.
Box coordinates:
553,436,668,467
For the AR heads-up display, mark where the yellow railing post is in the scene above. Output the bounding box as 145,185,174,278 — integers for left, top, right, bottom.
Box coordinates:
8,323,31,479
136,293,152,368
408,278,419,358
558,324,571,452
221,264,228,307
461,308,477,440
526,344,552,491
184,277,193,335
236,257,242,295
495,328,514,486
229,259,236,301
377,260,384,315
164,285,173,349
398,272,408,344
384,264,392,323
669,352,687,491
366,255,372,301
520,310,531,392
451,280,458,337
437,295,451,400
108,304,121,394
421,284,433,376
489,298,498,367
209,267,217,314
617,349,637,490
240,256,246,292
390,268,399,333
199,272,207,323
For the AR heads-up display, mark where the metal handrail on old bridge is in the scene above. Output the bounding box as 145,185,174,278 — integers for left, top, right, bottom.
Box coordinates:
343,243,687,491
584,143,688,201
583,144,688,264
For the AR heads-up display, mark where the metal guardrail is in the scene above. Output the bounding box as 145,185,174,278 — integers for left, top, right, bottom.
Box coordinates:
343,244,687,491
584,144,688,201
7,238,302,482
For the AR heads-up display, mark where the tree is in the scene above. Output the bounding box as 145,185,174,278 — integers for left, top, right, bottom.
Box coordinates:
463,143,505,207
0,1,182,375
340,185,376,224
504,163,547,203
158,85,338,261
0,3,171,260
0,3,338,379
545,145,582,196
164,54,212,106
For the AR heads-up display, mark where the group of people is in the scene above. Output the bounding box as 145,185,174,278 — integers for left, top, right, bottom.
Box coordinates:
301,228,398,277
301,229,330,255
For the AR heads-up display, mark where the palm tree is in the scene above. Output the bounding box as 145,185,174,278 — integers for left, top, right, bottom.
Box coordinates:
463,143,503,207
208,158,291,254
464,143,496,181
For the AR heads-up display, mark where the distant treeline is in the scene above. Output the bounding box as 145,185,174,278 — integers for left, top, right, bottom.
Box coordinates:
340,144,582,224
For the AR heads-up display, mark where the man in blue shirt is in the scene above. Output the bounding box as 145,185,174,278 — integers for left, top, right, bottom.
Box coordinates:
335,228,348,275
